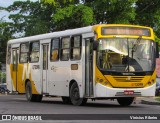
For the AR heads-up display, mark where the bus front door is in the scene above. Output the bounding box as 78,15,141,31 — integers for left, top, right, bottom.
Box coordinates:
12,48,19,92
42,44,49,94
85,38,94,97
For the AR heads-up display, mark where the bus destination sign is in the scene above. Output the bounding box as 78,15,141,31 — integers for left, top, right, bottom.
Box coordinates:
101,27,151,36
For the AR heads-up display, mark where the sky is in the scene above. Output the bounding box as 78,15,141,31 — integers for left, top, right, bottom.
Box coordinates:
0,0,38,21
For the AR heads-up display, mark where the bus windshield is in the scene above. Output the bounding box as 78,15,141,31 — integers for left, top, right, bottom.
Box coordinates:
97,38,155,72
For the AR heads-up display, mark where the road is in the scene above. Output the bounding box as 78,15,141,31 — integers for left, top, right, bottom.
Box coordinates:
0,94,160,123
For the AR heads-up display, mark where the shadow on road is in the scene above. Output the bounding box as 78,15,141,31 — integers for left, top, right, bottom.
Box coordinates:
0,94,140,108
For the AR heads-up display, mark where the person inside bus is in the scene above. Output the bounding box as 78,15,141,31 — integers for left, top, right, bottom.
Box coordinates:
51,50,58,61
103,53,112,69
103,52,122,70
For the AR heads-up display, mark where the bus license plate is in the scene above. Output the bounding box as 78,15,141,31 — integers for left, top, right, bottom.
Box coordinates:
124,90,134,95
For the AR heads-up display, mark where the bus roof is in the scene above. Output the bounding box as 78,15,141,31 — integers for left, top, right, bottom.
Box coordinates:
8,24,153,44
8,26,93,44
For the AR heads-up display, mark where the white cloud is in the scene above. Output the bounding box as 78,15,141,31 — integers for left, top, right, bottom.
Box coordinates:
0,0,38,21
0,0,38,7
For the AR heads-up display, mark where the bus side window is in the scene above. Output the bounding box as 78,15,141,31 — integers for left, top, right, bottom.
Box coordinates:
60,37,70,61
20,43,29,63
51,38,60,61
70,35,81,60
30,41,40,63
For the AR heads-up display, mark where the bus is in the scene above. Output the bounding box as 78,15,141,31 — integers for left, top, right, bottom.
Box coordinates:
6,24,159,106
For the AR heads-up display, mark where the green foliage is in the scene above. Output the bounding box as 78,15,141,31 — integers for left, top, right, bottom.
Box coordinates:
0,71,6,83
155,34,160,43
0,19,13,63
41,0,75,6
53,4,94,30
135,0,160,42
84,0,137,24
6,1,54,37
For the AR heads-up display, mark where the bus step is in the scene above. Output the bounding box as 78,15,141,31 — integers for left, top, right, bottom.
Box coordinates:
43,93,49,96
10,91,19,95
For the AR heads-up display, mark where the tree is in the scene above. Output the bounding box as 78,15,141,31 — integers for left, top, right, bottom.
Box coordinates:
135,0,160,42
52,4,94,31
41,0,78,7
42,0,94,30
6,1,54,37
3,0,160,43
0,18,13,64
83,0,137,24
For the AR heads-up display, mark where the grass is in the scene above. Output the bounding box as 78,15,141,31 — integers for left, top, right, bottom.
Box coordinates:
155,97,160,102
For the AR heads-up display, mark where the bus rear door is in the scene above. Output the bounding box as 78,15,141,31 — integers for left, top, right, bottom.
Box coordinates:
12,48,19,92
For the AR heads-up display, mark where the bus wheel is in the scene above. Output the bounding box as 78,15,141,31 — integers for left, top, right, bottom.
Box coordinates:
117,97,134,106
25,82,33,101
25,81,42,102
70,82,87,106
62,97,71,104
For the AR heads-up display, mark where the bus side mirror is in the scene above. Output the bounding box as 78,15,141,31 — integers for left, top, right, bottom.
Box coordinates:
93,41,99,50
156,42,159,58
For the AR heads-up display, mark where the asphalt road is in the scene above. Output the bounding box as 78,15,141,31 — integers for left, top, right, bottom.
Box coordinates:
0,94,160,123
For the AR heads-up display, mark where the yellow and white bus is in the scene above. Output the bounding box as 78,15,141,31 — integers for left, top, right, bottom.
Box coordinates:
6,24,159,106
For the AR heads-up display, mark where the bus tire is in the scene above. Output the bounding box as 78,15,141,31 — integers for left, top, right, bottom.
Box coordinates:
25,81,42,102
69,82,87,106
117,97,134,106
62,97,71,104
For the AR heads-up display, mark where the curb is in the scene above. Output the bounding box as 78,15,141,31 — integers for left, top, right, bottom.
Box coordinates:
141,100,160,105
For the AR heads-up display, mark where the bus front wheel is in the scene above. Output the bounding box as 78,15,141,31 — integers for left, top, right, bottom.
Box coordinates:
117,97,134,106
25,81,42,102
69,82,87,106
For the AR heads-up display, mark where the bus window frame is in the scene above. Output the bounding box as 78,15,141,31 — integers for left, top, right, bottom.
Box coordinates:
60,36,70,61
19,42,29,63
50,38,60,62
29,41,40,63
70,35,82,61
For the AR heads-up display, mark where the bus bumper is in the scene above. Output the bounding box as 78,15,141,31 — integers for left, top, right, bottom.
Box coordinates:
95,83,156,98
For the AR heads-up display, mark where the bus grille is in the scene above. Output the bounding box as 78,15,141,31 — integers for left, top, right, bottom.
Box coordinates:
113,76,144,82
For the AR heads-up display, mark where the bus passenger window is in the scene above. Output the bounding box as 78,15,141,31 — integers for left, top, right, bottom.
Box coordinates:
70,36,81,60
61,37,70,61
51,38,59,61
30,42,40,63
20,43,29,63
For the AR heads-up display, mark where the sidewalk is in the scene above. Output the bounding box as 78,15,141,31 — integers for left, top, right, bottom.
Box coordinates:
139,97,160,105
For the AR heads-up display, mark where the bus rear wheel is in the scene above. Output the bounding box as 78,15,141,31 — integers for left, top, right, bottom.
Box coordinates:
117,97,134,106
25,81,42,102
70,82,87,106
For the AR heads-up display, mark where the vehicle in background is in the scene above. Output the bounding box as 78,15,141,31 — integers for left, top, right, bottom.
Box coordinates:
0,83,10,94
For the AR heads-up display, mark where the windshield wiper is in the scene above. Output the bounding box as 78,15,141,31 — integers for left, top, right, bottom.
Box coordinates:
131,36,142,58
